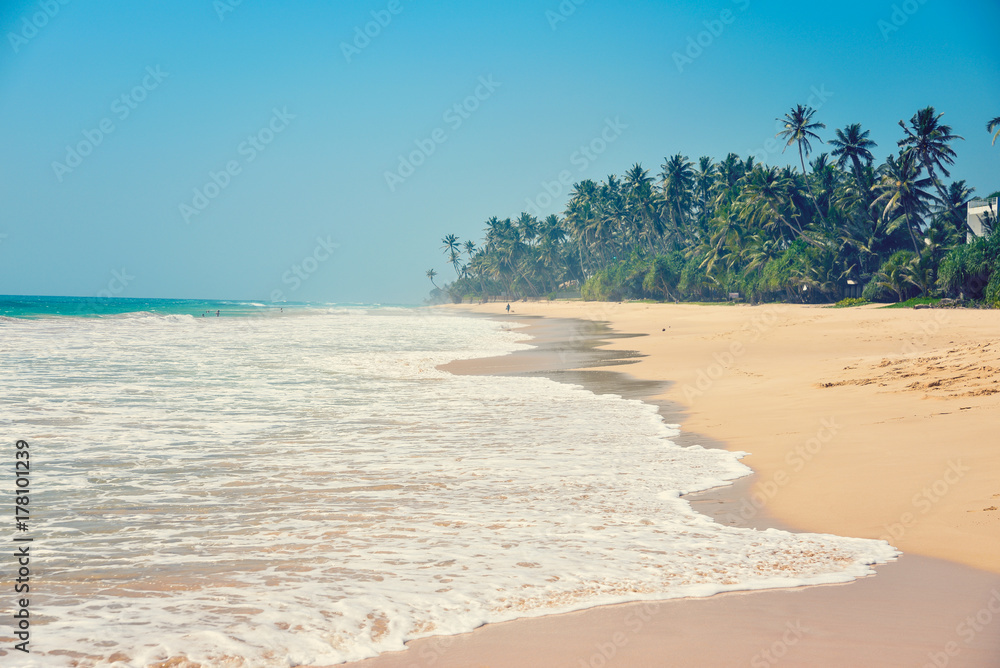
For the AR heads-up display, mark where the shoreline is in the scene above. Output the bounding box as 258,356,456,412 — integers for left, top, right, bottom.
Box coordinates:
447,302,1000,572
342,308,1000,667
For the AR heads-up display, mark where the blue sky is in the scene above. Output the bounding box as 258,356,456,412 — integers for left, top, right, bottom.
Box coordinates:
1,0,998,304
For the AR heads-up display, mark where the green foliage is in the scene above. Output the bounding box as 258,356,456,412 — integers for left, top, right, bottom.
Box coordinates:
867,250,921,302
937,232,1000,300
985,267,1000,306
581,268,623,301
833,297,870,307
582,253,690,302
883,296,941,308
641,253,685,301
861,275,888,302
429,105,982,307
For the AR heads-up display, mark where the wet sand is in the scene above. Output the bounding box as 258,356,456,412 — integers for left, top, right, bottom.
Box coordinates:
339,309,1000,667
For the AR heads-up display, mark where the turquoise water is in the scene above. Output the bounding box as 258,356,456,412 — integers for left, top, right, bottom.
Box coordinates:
0,294,378,319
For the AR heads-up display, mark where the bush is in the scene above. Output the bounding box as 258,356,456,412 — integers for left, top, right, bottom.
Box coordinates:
985,268,1000,307
861,276,889,302
642,253,684,301
581,253,663,301
581,269,624,301
866,250,920,303
937,232,1000,299
834,297,869,308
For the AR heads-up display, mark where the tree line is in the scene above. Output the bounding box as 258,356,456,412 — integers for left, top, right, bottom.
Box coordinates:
427,107,1000,306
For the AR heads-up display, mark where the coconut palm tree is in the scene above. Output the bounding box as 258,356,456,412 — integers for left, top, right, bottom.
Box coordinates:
934,180,975,235
741,166,803,241
872,250,919,301
441,234,461,276
623,163,661,251
659,153,694,243
692,156,717,232
425,269,439,289
829,123,877,177
897,106,964,220
776,104,828,226
515,213,539,246
835,163,888,277
988,116,1000,145
427,102,979,306
872,153,934,253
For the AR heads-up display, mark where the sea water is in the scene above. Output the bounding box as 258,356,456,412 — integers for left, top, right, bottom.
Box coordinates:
0,301,897,666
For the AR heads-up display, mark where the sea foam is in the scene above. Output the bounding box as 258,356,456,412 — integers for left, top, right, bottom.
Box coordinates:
0,308,897,666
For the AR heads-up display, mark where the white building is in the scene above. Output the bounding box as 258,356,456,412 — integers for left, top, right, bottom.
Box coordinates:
967,197,997,240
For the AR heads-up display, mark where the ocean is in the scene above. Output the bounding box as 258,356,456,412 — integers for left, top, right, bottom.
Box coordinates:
0,297,897,666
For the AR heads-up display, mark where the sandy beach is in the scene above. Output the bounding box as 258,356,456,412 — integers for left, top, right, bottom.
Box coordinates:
341,302,1000,667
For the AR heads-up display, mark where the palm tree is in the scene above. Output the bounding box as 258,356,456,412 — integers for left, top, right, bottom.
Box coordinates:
829,123,877,177
872,153,934,253
659,154,694,243
741,166,802,241
988,116,1000,145
692,156,717,231
835,163,887,277
777,104,828,226
441,234,461,276
872,250,918,301
897,106,964,219
515,213,539,246
425,269,439,289
934,180,975,235
623,163,661,251
428,103,976,306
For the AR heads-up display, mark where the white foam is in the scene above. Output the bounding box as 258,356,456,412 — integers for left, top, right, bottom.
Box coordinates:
0,308,897,667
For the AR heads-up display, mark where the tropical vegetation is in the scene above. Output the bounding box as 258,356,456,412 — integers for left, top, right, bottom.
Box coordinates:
428,106,999,307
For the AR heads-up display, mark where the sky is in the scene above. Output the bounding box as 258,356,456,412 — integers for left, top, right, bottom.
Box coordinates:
1,0,998,304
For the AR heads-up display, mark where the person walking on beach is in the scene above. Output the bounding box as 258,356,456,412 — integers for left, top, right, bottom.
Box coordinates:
506,303,510,313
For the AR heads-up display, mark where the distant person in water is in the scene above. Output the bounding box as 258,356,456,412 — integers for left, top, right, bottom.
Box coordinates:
506,303,510,313
216,310,220,317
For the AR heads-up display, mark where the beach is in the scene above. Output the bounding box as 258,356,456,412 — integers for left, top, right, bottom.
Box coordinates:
344,302,1000,667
